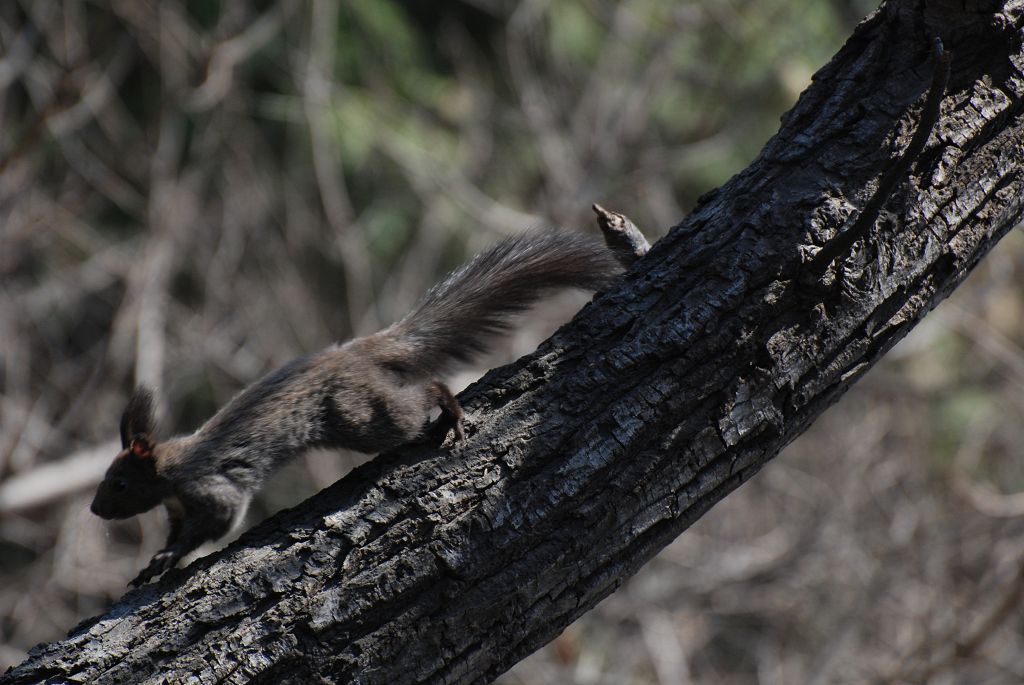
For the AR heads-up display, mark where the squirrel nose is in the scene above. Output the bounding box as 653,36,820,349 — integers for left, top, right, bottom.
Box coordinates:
90,497,105,517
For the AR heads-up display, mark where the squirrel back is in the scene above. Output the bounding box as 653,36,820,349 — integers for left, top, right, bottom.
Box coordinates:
374,230,620,375
92,228,622,586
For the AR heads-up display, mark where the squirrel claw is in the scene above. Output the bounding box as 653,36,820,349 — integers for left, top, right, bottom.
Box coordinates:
419,413,465,448
129,548,181,587
128,569,155,588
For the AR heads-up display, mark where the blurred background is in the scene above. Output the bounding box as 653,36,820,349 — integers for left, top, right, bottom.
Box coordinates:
2,1,1024,683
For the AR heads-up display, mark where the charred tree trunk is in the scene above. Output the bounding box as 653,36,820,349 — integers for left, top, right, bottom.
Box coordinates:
7,1,1024,683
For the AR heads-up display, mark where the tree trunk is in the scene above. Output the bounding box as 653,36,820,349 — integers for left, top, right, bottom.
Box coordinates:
6,1,1024,683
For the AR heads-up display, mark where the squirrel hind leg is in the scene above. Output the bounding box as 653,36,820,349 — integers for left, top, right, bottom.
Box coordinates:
427,380,465,444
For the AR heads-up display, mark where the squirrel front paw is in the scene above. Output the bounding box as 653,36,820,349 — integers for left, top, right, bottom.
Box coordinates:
129,547,182,587
420,413,465,447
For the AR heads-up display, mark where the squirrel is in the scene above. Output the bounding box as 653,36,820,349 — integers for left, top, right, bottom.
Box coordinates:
90,230,621,586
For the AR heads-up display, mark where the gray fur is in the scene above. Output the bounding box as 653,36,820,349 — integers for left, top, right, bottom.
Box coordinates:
91,229,621,585
384,230,621,374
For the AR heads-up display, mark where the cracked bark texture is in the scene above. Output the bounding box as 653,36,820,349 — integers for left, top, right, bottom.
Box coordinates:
7,1,1024,683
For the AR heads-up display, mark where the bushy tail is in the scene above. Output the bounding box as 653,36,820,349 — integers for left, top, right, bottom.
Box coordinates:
380,230,620,375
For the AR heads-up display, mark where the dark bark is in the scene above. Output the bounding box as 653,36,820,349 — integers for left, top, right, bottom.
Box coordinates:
7,1,1024,683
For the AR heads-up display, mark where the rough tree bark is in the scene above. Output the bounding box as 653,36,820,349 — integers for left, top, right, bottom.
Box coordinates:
7,1,1024,683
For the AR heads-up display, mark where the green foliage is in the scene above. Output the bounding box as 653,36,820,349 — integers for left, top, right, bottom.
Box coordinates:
548,2,603,66
303,0,882,223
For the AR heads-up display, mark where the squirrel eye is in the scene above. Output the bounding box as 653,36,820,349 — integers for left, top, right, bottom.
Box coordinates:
111,478,129,493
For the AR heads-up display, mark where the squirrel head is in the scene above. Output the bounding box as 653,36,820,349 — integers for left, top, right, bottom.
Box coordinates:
91,388,170,519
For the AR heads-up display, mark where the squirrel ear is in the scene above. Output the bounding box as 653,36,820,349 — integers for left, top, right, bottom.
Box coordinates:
120,387,156,448
129,436,155,459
